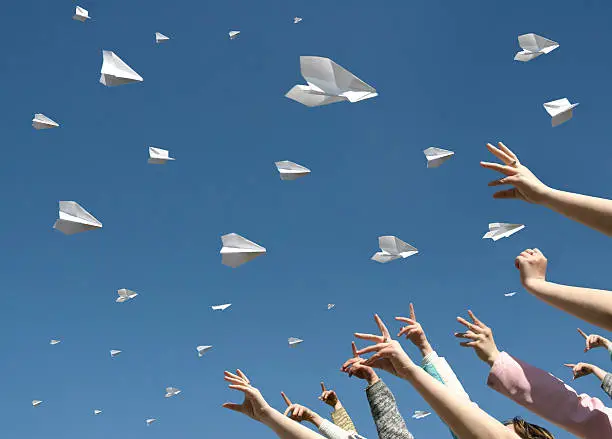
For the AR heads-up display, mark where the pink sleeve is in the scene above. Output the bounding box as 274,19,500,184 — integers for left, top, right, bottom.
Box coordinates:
487,352,612,439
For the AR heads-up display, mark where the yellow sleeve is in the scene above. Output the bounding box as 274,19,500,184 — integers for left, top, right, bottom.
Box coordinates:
330,407,357,433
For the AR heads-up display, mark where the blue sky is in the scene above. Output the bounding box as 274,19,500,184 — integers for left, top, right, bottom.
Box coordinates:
1,0,612,438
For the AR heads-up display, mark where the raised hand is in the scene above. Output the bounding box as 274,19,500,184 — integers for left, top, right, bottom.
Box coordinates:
515,248,548,290
223,369,273,422
455,310,501,366
354,314,415,379
480,142,551,204
577,328,612,353
395,303,433,357
318,382,340,409
564,362,602,381
340,342,379,384
281,392,320,425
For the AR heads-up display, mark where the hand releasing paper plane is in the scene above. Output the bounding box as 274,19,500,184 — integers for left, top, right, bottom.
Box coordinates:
220,233,266,268
505,292,517,297
32,113,59,130
482,223,525,241
514,33,558,62
286,56,377,107
372,236,418,263
50,339,60,345
327,304,335,310
543,98,579,127
288,337,303,347
146,418,156,425
294,17,302,24
211,303,231,311
100,50,143,87
423,147,454,168
412,410,431,419
165,387,181,398
72,6,90,22
155,32,170,44
116,288,138,303
93,409,102,415
229,30,240,40
32,400,42,407
275,160,311,180
148,147,175,164
53,201,102,235
110,349,122,358
197,345,212,357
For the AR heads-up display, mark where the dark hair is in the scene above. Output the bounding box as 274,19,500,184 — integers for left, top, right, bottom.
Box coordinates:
503,417,554,439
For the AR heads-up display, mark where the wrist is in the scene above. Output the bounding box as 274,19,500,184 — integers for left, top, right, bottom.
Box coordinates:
309,412,324,428
366,373,380,386
523,277,547,293
419,341,434,358
332,401,342,411
485,349,501,367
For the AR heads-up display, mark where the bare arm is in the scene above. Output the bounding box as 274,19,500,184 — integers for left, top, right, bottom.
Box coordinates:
544,189,612,237
264,410,330,439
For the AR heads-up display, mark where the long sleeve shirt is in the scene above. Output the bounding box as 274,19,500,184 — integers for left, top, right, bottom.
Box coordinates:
365,379,414,439
319,419,360,439
331,407,357,433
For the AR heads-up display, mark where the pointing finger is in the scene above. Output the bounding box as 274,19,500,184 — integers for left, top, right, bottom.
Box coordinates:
281,392,292,406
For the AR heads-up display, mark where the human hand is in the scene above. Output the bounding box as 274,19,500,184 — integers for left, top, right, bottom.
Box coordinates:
455,310,501,367
395,303,433,357
223,369,273,422
515,248,548,290
577,328,612,352
318,382,340,410
340,342,380,384
564,362,602,381
481,142,552,205
281,392,321,426
354,314,415,379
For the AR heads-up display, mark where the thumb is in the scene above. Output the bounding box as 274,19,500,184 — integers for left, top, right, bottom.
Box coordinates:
222,402,244,413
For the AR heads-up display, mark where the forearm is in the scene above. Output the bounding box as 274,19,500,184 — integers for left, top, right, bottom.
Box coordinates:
526,280,612,331
366,380,413,439
263,409,328,439
330,405,357,433
543,188,612,237
418,340,434,358
592,366,608,383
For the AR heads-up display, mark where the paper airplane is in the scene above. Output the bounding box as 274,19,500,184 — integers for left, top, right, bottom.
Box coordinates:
371,236,418,263
482,223,525,241
50,339,61,345
146,418,156,426
424,147,454,168
288,337,303,347
155,32,170,44
229,30,240,40
32,113,59,130
211,303,231,311
294,17,302,24
286,56,377,107
72,6,90,22
165,387,181,398
504,292,518,297
93,409,102,415
412,410,431,419
327,304,335,310
100,50,143,87
197,345,213,357
514,33,558,62
220,233,266,268
110,349,122,358
275,160,311,180
53,201,102,235
543,98,579,127
32,400,42,407
116,288,138,303
148,147,175,164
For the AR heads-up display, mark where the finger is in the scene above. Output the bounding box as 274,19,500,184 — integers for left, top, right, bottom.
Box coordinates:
222,402,244,413
354,333,385,342
480,161,519,176
320,382,326,392
356,343,387,355
457,316,480,332
409,303,416,321
224,370,243,381
374,314,391,340
486,142,514,165
397,326,418,337
493,188,519,199
563,364,576,368
225,376,247,386
228,384,253,394
454,332,479,340
395,317,417,325
236,369,250,384
351,341,359,358
467,310,483,327
342,357,361,370
577,328,588,339
296,406,304,418
488,176,519,187
283,405,293,417
532,248,543,256
281,392,292,406
459,341,478,347
497,142,518,161
363,352,385,367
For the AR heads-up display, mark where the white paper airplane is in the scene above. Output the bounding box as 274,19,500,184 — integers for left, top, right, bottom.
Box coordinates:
32,400,42,407
197,345,212,357
116,288,138,303
543,98,579,127
93,409,102,415
148,147,175,164
211,303,231,311
482,223,525,241
288,337,303,347
514,33,558,62
423,147,454,168
100,50,143,87
53,201,102,235
229,30,240,40
286,56,377,107
327,304,335,310
275,160,311,180
32,113,59,130
50,339,61,345
146,418,156,426
220,233,266,268
372,236,418,263
155,32,170,44
72,6,90,22
504,292,518,297
110,349,122,358
412,410,431,419
294,17,302,24
165,387,181,398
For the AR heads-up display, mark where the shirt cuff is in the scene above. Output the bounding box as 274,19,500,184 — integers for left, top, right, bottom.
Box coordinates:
421,350,439,367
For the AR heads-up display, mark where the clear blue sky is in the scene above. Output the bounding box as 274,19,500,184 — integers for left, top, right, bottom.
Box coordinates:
1,0,612,438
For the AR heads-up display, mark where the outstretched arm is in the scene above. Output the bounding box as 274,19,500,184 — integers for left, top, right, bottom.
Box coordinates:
516,248,612,331
319,383,357,433
481,141,612,236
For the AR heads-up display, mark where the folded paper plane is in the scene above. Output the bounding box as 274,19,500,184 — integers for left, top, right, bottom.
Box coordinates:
286,56,377,107
50,339,61,345
294,17,302,24
412,411,431,419
275,160,311,180
372,236,418,263
110,349,122,358
155,32,170,44
32,400,42,407
197,345,212,357
93,409,102,415
53,201,102,235
424,147,454,168
220,233,266,268
100,50,143,87
514,33,558,62
327,304,335,310
165,387,181,398
211,303,231,311
229,30,240,40
32,113,59,130
505,292,518,297
116,288,138,303
73,6,90,22
146,418,156,425
482,223,524,241
148,147,175,164
288,337,303,347
543,98,579,127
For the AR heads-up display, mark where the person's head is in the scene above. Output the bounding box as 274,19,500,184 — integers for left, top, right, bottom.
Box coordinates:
503,417,554,439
